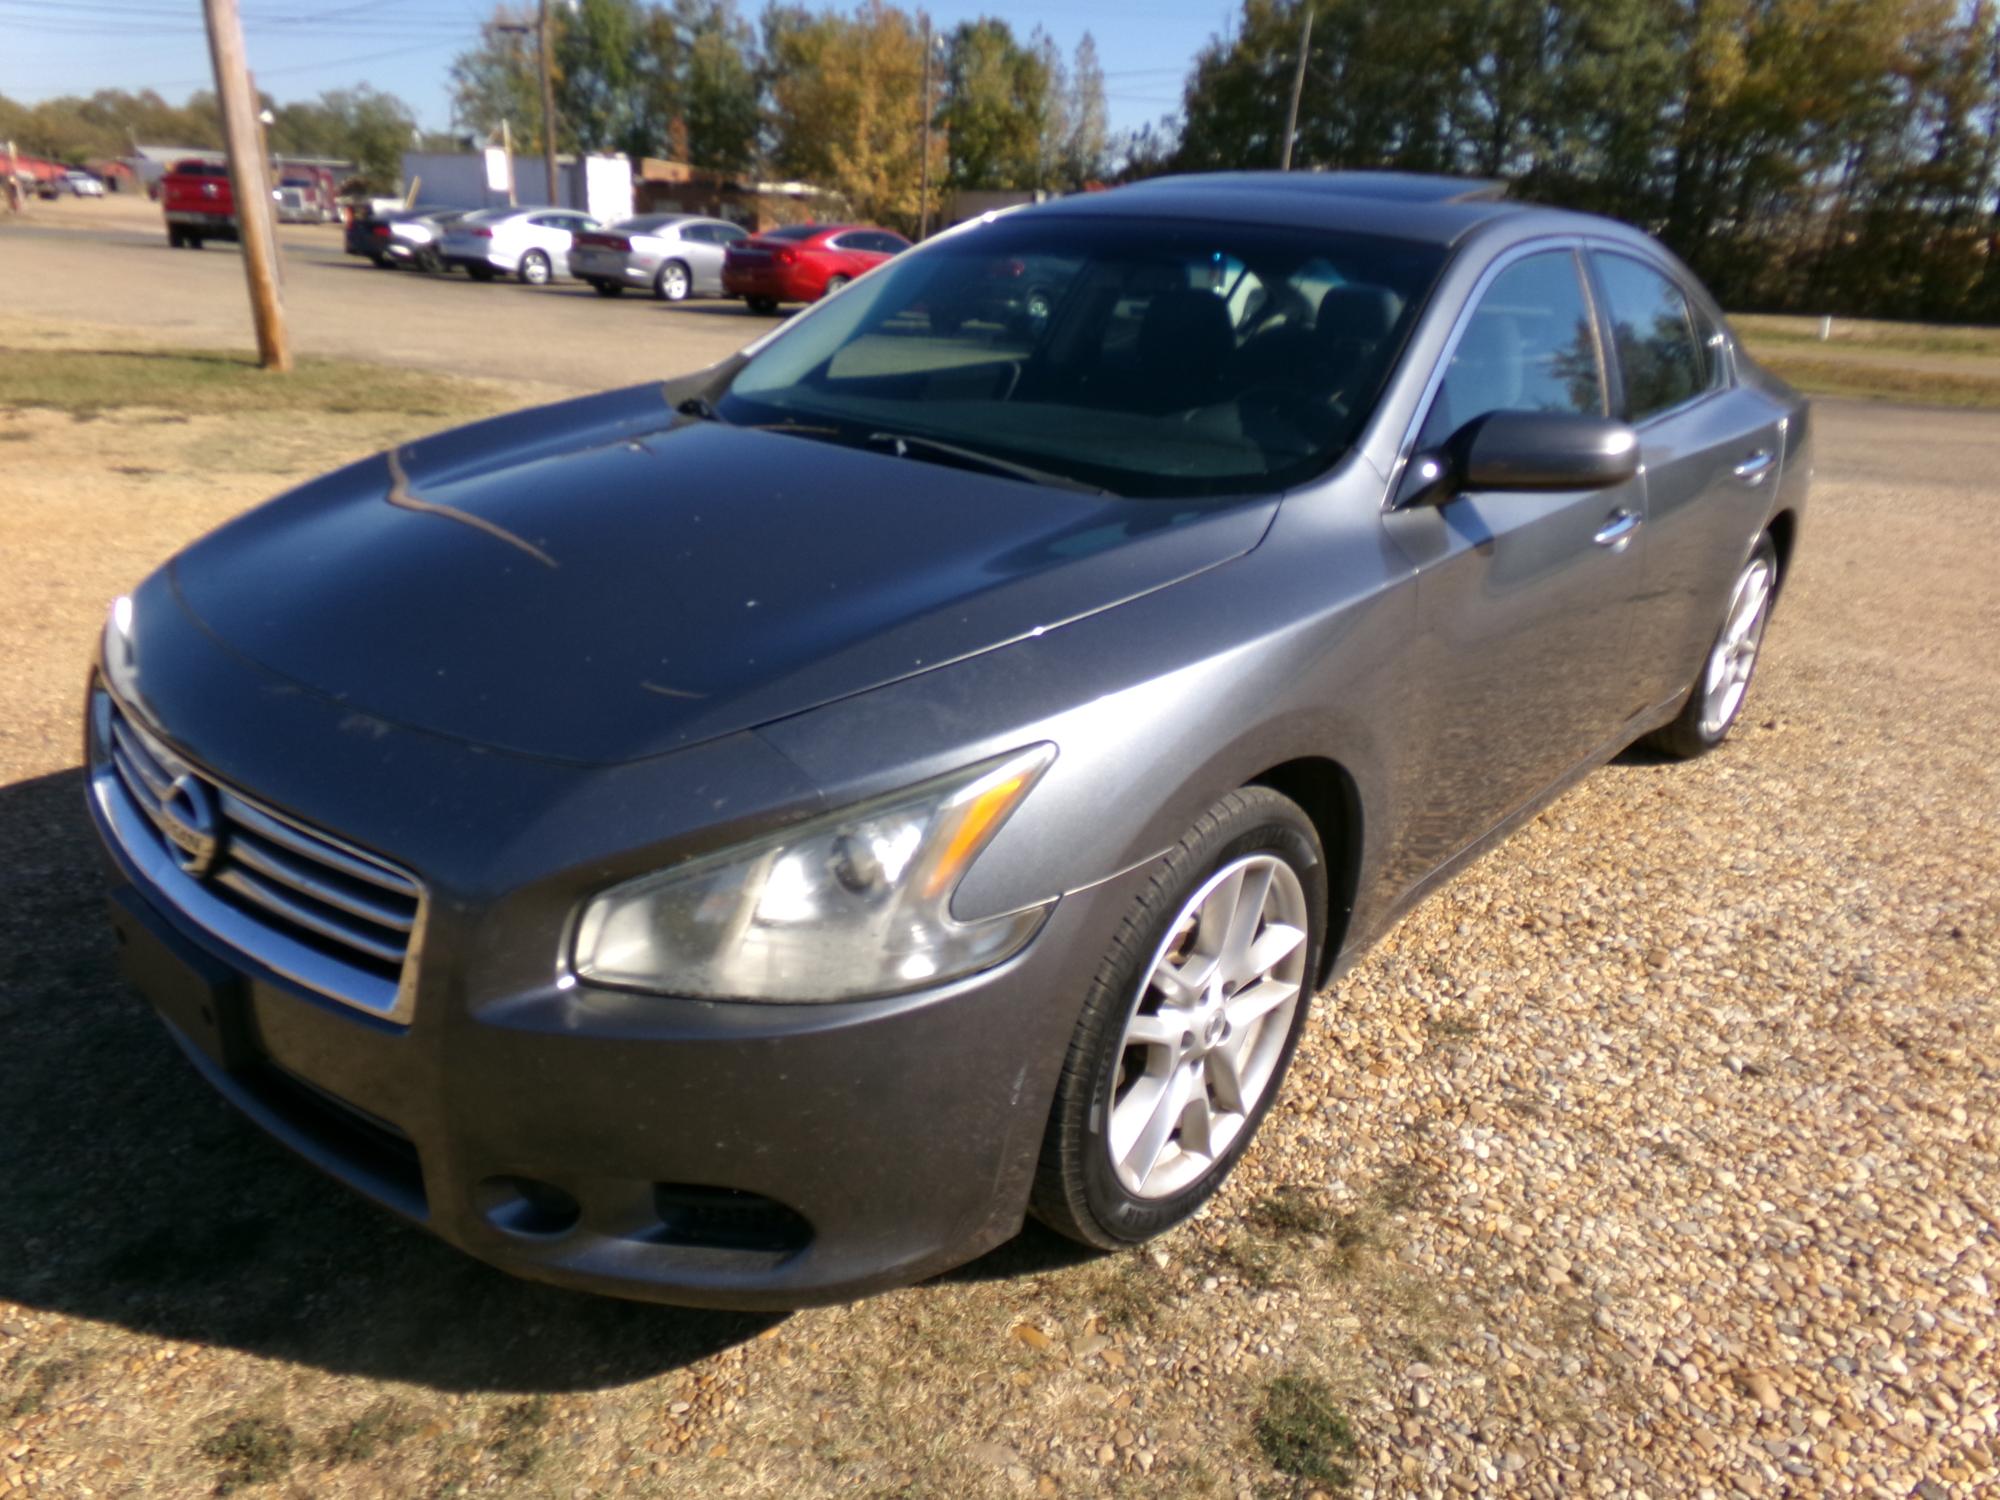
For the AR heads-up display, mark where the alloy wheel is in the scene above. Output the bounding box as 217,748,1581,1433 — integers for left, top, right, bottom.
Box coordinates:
1699,551,1775,737
1109,855,1309,1199
658,262,691,301
521,252,551,286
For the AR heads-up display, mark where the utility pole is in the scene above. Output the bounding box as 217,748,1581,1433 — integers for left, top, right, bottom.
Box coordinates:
917,14,934,239
200,0,291,371
538,0,560,207
1279,2,1313,172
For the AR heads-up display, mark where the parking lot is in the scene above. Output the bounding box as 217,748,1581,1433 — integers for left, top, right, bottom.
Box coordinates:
0,194,758,392
2,199,1998,1497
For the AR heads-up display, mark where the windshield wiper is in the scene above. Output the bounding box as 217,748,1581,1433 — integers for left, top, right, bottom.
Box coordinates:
864,431,1110,495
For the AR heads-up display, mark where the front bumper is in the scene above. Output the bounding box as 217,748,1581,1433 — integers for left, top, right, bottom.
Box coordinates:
84,615,1119,1307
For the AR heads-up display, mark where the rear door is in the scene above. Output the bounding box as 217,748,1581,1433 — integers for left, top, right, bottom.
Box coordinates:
1381,244,1645,880
1586,248,1789,713
680,222,743,293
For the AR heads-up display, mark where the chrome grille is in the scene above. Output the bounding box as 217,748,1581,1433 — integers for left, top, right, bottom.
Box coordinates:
89,689,424,1022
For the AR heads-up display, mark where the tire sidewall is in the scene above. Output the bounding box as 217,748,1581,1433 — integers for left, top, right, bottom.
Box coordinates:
657,261,691,301
520,251,551,285
1070,801,1326,1244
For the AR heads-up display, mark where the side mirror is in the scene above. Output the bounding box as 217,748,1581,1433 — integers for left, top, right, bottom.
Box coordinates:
1454,410,1641,493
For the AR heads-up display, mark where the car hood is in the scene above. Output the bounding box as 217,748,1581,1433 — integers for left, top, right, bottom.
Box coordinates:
168,383,1277,765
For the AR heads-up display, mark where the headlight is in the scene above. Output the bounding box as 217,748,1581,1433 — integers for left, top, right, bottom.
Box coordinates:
572,744,1056,1001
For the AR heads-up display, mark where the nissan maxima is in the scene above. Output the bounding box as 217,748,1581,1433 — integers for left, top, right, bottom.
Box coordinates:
87,172,1808,1307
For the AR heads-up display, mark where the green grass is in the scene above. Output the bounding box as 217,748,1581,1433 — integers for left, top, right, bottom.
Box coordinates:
1732,313,2000,359
1254,1374,1358,1490
0,345,504,420
319,1398,421,1466
197,1415,298,1496
1750,350,2000,408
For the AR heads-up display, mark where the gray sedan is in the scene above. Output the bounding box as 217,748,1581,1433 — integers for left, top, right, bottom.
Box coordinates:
569,213,750,300
86,171,1807,1307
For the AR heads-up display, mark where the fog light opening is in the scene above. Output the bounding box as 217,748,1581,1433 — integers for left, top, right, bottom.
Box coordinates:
651,1184,812,1254
477,1175,582,1238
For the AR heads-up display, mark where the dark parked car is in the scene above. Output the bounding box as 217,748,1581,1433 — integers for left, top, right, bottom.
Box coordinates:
344,205,466,271
88,172,1806,1308
722,222,910,312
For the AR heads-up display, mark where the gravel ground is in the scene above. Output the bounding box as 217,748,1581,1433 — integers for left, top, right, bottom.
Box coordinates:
0,319,1995,1498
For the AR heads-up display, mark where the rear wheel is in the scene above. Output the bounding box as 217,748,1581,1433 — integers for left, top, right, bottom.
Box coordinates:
822,273,851,297
518,250,552,286
654,260,692,302
1032,787,1326,1249
1643,533,1780,759
590,279,624,297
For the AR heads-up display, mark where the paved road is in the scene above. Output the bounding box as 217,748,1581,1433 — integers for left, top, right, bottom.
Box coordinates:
0,197,765,392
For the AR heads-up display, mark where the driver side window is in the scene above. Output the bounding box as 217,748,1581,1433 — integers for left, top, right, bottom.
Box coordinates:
1419,250,1606,449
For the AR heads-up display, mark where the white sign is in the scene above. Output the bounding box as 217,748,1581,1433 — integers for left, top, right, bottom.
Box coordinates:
483,146,510,194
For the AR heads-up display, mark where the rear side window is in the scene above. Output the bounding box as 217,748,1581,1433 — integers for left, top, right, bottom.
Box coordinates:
1595,253,1712,421
1420,250,1605,447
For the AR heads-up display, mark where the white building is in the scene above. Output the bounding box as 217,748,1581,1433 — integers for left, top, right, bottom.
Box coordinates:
398,150,632,223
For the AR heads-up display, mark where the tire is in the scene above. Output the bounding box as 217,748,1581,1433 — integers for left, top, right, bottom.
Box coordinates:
1031,787,1327,1250
747,297,780,315
186,236,203,250
466,264,497,282
591,279,625,297
822,273,851,298
167,228,184,249
518,250,552,286
654,260,692,302
1643,533,1780,759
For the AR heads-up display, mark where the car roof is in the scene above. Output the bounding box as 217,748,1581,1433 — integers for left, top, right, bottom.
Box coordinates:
1028,170,1618,249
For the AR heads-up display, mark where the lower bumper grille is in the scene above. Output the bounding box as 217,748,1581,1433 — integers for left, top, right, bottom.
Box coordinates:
89,688,425,1022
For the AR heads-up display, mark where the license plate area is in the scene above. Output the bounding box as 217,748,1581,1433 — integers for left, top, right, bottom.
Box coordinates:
108,885,255,1070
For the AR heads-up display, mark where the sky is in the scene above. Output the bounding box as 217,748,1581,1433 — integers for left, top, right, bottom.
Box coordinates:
0,0,1234,139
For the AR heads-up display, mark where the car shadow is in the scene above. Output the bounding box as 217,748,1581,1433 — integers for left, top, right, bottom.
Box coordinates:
0,767,777,1393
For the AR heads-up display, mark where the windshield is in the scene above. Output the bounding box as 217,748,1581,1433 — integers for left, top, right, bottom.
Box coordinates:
719,215,1445,498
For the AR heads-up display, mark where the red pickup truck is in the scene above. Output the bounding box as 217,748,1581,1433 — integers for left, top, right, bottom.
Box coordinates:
162,158,236,249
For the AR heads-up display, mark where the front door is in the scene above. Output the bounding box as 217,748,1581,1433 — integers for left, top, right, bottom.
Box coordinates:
1381,246,1645,888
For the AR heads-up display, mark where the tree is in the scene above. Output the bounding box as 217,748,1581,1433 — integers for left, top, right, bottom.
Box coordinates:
677,0,761,171
1061,32,1110,187
268,86,418,190
449,8,545,149
763,1,945,229
942,17,1054,190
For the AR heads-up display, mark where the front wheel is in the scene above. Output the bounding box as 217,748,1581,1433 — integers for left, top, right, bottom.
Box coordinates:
1032,787,1326,1250
518,250,552,286
1643,533,1780,759
821,273,851,298
654,260,692,302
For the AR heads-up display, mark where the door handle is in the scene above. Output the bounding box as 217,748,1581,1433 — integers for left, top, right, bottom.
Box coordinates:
1733,449,1776,484
1593,508,1641,547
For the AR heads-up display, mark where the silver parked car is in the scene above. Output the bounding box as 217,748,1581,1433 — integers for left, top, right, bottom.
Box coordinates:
438,206,600,285
569,213,751,301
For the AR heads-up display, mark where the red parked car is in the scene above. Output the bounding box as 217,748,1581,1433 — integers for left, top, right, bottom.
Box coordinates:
722,223,911,313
